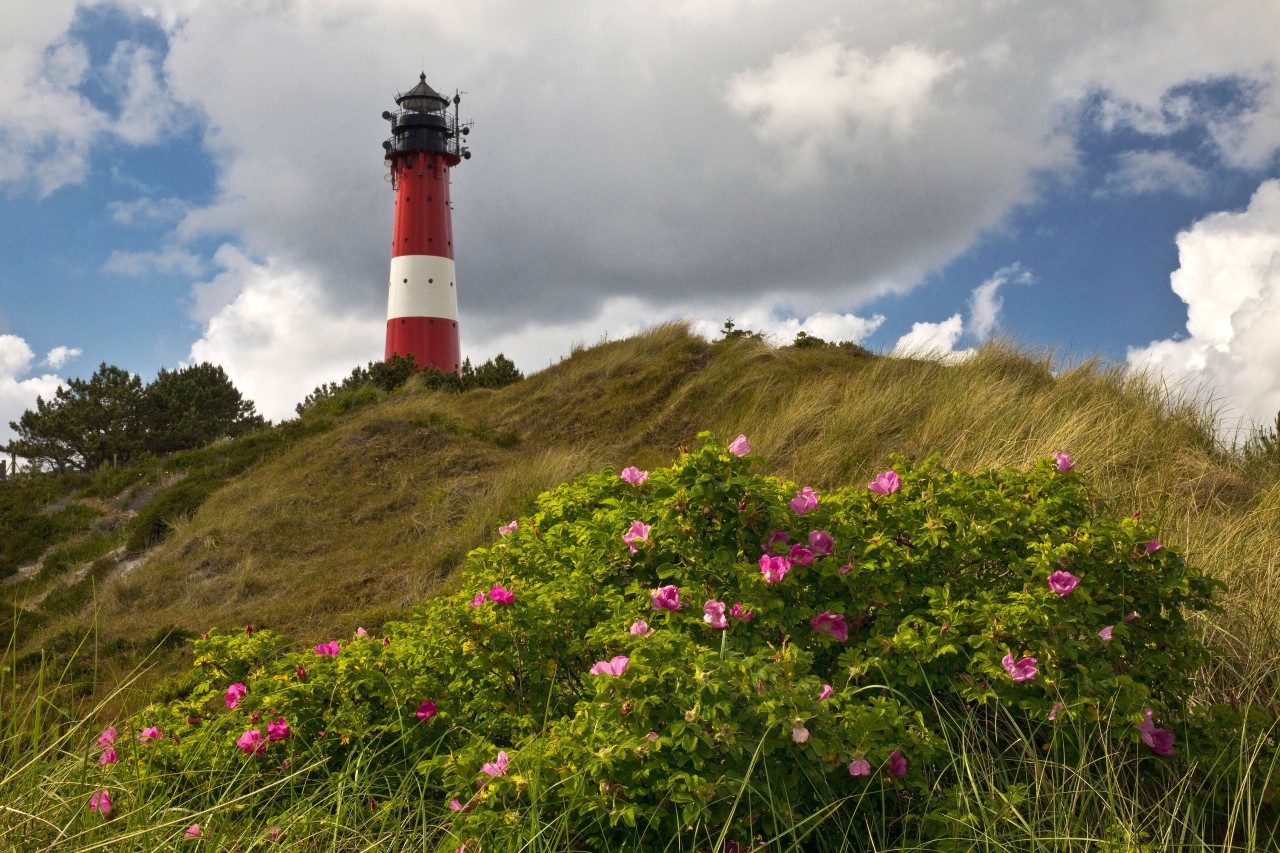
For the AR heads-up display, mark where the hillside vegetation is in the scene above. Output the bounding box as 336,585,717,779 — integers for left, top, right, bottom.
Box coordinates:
4,323,1279,710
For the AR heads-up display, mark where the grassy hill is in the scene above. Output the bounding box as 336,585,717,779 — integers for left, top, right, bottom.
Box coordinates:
4,323,1278,712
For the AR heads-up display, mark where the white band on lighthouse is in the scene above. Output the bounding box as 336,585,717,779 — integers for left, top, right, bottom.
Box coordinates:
386,255,459,321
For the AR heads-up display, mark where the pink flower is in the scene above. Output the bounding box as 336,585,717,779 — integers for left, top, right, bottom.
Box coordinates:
237,729,265,756
623,520,651,552
1098,625,1114,642
868,470,900,495
1047,570,1080,596
788,544,816,565
818,684,833,701
1002,651,1038,682
887,750,907,776
703,600,728,629
629,619,653,636
314,641,341,656
382,636,390,646
295,665,308,680
266,717,291,742
489,585,515,605
355,627,368,637
651,584,682,611
1053,452,1075,472
589,655,630,676
416,700,438,720
184,824,202,838
245,624,254,635
810,611,849,643
838,564,853,574
729,602,753,621
449,799,464,811
499,520,517,537
1125,611,1141,622
89,789,112,817
763,529,790,553
848,759,871,776
99,747,118,765
791,722,809,743
225,683,247,709
1049,702,1064,721
620,466,648,486
808,529,834,556
480,750,510,778
139,726,162,742
759,554,791,584
789,487,818,515
1137,707,1175,755
1145,539,1162,554
469,591,486,608
97,726,117,748
728,434,751,457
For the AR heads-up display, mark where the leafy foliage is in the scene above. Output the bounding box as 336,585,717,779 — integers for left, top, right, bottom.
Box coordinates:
96,434,1251,849
296,353,524,417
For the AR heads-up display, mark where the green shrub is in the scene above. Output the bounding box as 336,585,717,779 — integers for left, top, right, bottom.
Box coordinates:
94,434,1259,849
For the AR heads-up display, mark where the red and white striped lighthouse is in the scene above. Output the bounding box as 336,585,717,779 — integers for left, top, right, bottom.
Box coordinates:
381,73,472,373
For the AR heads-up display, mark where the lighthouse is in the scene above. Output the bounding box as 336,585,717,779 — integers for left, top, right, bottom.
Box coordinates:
381,74,471,372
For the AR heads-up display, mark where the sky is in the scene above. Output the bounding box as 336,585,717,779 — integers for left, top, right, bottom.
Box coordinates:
2,0,1279,443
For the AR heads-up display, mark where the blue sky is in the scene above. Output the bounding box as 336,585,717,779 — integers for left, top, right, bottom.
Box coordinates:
2,1,1279,436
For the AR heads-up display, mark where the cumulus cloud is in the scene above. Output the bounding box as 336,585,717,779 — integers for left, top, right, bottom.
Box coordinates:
968,263,1032,340
1128,179,1280,434
44,345,81,369
892,314,969,361
891,265,1030,359
104,246,207,277
0,334,67,450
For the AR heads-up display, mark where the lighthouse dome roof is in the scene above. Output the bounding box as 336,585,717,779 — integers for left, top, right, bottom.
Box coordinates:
396,73,449,113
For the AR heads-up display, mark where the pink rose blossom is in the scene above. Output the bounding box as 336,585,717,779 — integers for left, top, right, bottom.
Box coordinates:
728,434,751,457
589,655,630,676
1098,625,1114,642
623,520,651,553
416,700,437,720
1047,570,1081,596
818,684,833,701
314,641,341,656
184,824,202,838
763,529,790,553
1002,651,1038,682
1145,539,1162,553
630,619,653,636
499,520,517,537
489,585,515,605
89,789,112,817
266,717,291,742
729,602,753,621
245,624,253,635
449,799,464,811
838,564,853,574
99,747,118,765
225,683,247,709
295,665,308,680
703,600,728,629
383,636,390,646
97,726,117,748
759,554,791,584
355,627,368,637
1137,707,1175,755
1125,611,1140,621
789,487,818,515
237,729,265,756
651,584,682,611
788,544,816,565
868,470,900,495
810,611,849,643
469,591,486,608
1053,452,1075,472
887,750,907,776
620,466,648,486
1049,702,1064,721
808,529,834,556
848,759,871,776
480,750,510,778
139,726,162,742
791,722,809,743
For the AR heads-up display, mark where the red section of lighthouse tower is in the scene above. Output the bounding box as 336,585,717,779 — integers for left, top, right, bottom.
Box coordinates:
382,74,469,374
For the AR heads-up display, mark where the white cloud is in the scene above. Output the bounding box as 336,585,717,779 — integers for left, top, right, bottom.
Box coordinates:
688,307,883,346
44,345,81,369
1099,150,1209,197
107,196,190,226
892,315,970,361
186,249,383,421
0,334,67,451
1128,179,1280,435
968,263,1032,340
104,246,207,277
